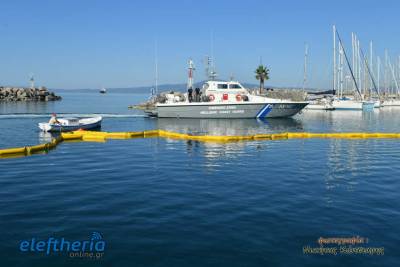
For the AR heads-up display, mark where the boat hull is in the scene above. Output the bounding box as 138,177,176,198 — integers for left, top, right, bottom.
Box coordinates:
332,100,363,110
305,104,334,110
38,117,102,132
146,102,308,118
384,100,400,106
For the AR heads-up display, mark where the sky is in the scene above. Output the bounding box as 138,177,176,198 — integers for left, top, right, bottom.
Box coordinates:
0,0,400,89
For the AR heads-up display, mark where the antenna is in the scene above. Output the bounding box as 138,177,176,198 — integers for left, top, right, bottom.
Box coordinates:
209,30,217,80
187,58,195,89
205,55,217,80
204,56,210,79
210,31,214,70
29,73,35,89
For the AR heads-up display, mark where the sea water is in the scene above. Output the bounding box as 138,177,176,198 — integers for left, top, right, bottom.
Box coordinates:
0,91,399,266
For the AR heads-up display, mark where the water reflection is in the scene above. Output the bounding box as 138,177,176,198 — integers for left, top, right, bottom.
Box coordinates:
324,138,380,205
156,117,304,136
157,118,289,167
38,132,53,143
0,101,53,114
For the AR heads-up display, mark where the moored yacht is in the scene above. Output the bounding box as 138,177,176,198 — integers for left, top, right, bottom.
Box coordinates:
384,98,400,106
332,97,363,110
305,98,335,110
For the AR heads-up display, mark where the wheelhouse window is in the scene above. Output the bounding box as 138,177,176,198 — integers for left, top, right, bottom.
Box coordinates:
217,84,228,89
229,84,242,89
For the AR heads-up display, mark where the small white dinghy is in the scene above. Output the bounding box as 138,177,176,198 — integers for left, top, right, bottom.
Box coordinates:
38,116,102,132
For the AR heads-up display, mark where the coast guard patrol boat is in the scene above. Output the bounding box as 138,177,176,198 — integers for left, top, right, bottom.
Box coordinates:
143,60,308,119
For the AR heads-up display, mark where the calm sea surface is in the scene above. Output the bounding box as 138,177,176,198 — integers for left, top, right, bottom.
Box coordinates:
0,91,399,267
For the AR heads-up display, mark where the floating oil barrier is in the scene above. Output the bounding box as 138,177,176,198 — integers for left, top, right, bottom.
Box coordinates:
1,130,400,159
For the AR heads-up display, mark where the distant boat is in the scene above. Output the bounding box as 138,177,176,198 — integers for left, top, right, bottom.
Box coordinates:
100,87,107,94
332,97,363,110
38,116,102,132
306,98,335,110
384,98,400,106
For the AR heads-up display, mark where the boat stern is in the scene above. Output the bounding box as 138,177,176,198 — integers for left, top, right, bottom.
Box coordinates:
38,123,52,132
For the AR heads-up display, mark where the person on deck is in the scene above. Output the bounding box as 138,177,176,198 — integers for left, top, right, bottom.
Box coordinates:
188,87,193,103
195,87,201,102
49,113,60,124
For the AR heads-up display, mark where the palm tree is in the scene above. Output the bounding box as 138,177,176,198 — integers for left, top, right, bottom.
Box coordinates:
255,65,270,94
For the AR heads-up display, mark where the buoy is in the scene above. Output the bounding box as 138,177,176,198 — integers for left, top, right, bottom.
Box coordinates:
208,94,215,101
2,130,400,159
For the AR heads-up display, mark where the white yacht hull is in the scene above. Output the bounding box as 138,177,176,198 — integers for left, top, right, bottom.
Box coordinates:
332,100,363,110
384,100,400,106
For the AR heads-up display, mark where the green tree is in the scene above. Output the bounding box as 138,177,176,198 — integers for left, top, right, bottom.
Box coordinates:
255,65,270,94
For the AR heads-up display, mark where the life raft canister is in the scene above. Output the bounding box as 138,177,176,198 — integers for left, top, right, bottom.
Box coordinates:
208,94,215,101
236,94,242,101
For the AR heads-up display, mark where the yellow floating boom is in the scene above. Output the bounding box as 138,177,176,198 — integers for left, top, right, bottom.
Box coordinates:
1,130,400,159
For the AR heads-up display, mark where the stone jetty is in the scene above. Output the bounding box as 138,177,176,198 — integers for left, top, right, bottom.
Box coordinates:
249,88,307,101
0,86,61,101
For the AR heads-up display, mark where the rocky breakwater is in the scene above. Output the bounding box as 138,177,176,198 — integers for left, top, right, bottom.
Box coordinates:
0,86,62,101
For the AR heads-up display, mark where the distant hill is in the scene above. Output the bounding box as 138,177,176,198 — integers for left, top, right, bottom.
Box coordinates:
53,81,260,94
52,82,325,94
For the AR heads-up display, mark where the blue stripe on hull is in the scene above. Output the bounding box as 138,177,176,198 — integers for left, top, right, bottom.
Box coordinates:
256,104,272,118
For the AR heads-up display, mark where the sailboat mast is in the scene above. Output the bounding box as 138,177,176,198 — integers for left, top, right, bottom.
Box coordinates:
397,56,400,85
333,25,336,92
377,56,381,96
155,40,158,94
339,45,344,98
352,33,355,91
389,60,400,96
303,43,308,91
360,48,379,97
370,41,373,94
370,41,373,71
385,49,388,95
364,54,367,96
335,28,362,98
357,39,363,97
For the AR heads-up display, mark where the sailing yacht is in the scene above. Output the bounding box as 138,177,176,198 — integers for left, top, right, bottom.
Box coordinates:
331,26,376,111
